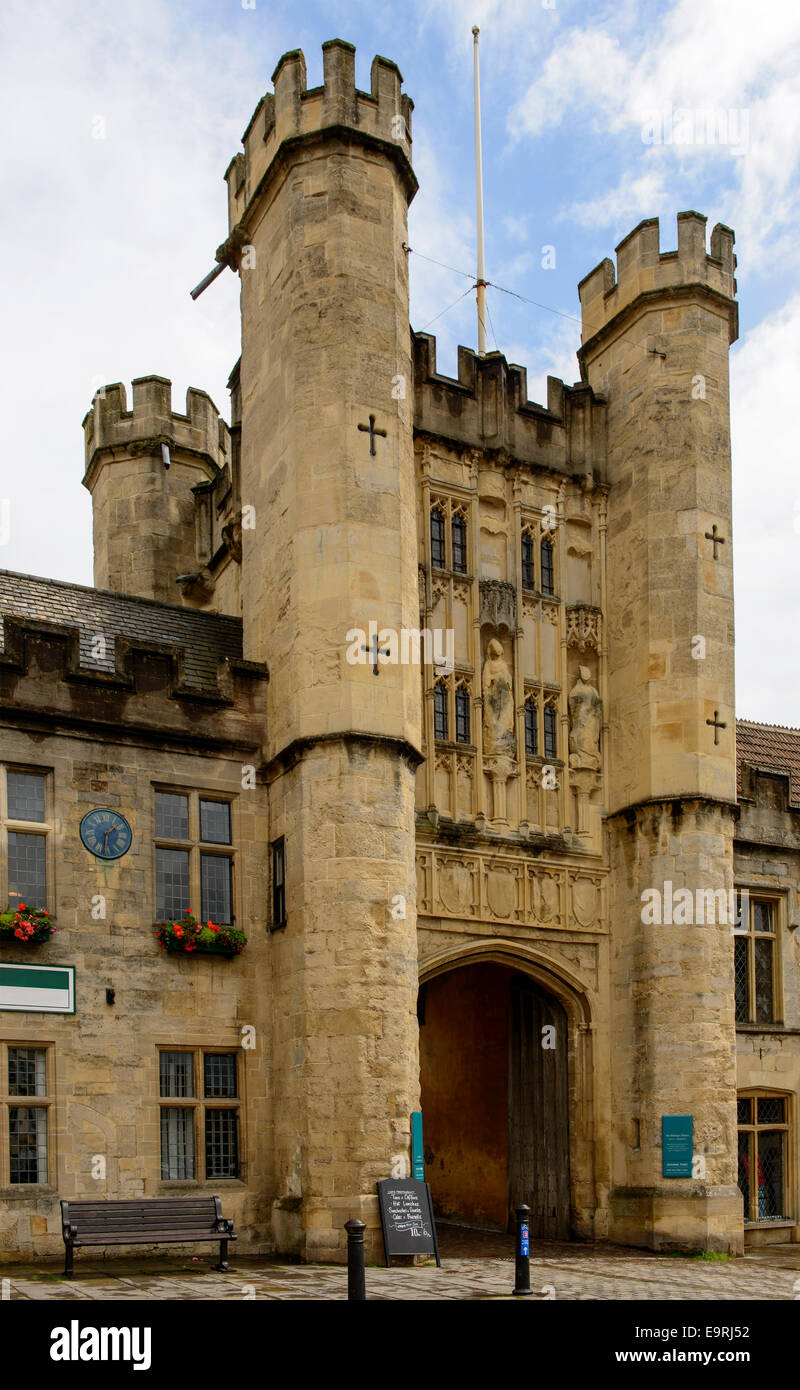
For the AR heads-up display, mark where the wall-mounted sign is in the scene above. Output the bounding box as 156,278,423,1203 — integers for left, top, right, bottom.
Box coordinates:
662,1115,693,1177
79,808,132,860
411,1111,424,1181
0,963,76,1013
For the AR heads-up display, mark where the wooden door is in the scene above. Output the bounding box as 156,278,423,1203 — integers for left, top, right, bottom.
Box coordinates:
508,975,570,1239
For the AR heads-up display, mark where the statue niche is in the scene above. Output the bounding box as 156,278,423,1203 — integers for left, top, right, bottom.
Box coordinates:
568,665,602,772
481,636,518,824
482,638,516,757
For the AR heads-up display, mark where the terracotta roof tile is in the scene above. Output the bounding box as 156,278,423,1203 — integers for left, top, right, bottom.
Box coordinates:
736,719,800,807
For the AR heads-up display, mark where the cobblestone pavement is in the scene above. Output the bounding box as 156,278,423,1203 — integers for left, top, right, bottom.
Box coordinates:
4,1227,799,1301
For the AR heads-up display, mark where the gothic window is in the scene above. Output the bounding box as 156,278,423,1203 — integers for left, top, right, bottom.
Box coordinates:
434,682,449,742
737,1093,789,1223
455,685,471,743
541,538,555,595
734,895,778,1025
2,767,51,912
155,789,235,925
543,704,557,759
159,1049,240,1181
430,507,446,570
2,1045,51,1185
524,698,538,756
271,838,286,929
451,512,467,573
521,532,535,590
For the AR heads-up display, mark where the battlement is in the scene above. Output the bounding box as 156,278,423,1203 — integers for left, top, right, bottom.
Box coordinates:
578,212,737,349
224,38,415,241
413,333,606,481
83,376,230,487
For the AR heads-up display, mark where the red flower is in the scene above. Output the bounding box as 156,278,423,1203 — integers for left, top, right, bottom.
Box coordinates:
174,926,184,938
14,928,25,940
17,903,27,911
185,943,197,952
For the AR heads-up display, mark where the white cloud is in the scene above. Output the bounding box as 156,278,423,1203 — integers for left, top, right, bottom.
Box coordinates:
731,294,800,722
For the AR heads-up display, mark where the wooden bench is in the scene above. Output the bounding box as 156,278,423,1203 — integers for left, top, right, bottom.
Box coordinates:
60,1197,236,1278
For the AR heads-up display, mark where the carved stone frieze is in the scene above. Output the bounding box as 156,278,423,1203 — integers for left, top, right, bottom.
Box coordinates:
566,605,602,651
417,846,606,934
479,579,516,633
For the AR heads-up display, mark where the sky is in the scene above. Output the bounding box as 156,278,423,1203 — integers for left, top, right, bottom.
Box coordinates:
0,0,798,723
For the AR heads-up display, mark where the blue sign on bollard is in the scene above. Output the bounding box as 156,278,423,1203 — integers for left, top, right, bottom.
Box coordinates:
520,1225,529,1257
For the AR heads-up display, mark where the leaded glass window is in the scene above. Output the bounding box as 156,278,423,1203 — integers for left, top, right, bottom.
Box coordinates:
525,700,538,756
540,538,554,595
155,790,235,926
455,686,470,743
2,1044,50,1186
434,683,448,742
430,508,446,569
451,514,467,573
737,1092,789,1223
543,705,557,759
521,533,535,590
734,894,778,1025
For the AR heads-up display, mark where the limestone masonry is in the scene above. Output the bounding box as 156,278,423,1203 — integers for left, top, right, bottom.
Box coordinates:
1,39,798,1265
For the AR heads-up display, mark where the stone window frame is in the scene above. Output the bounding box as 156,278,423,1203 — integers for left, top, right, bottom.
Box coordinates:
543,698,559,760
270,836,286,931
429,493,472,576
451,505,469,575
157,1046,243,1188
524,690,539,757
540,535,556,596
0,1041,54,1190
733,890,784,1027
521,526,536,591
736,1088,793,1227
454,677,472,745
152,785,238,927
0,764,55,915
433,676,449,743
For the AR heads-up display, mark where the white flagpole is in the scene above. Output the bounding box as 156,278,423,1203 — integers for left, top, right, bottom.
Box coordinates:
472,24,488,357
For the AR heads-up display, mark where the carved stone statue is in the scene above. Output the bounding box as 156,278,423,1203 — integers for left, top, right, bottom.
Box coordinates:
482,638,516,757
568,665,602,771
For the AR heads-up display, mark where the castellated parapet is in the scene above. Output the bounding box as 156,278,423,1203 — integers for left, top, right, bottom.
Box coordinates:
82,377,230,606
222,39,415,258
414,333,606,481
578,211,737,354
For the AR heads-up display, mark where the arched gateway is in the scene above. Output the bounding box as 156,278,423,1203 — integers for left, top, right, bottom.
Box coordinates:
418,944,593,1240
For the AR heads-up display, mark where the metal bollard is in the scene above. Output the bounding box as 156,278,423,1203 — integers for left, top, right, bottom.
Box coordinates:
345,1218,366,1301
513,1204,532,1296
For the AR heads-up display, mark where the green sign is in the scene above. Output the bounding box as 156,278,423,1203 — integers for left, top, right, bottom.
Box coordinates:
0,963,76,1013
662,1114,693,1177
411,1111,424,1180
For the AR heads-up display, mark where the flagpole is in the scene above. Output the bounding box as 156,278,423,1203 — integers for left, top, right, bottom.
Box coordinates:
472,24,487,357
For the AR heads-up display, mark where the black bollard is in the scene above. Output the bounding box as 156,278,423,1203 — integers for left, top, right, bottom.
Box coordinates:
513,1204,532,1296
345,1218,366,1301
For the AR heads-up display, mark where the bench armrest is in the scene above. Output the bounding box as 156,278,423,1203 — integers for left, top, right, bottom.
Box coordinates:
215,1218,235,1236
62,1223,78,1242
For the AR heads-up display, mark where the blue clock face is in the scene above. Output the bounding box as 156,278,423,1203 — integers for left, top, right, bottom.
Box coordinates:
79,808,132,860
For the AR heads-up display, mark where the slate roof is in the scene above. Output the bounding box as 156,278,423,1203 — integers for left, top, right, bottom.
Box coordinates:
0,569,243,692
736,719,800,808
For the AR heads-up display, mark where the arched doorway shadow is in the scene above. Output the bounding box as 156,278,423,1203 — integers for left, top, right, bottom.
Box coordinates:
418,942,593,1240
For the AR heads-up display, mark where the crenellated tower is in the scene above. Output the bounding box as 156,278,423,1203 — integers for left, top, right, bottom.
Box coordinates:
82,376,231,604
579,213,742,1251
223,41,421,1260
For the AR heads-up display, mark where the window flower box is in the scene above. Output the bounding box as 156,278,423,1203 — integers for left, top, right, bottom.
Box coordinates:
0,904,56,945
155,912,246,958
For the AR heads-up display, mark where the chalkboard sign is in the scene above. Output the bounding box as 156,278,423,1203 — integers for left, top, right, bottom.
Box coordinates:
377,1178,441,1267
